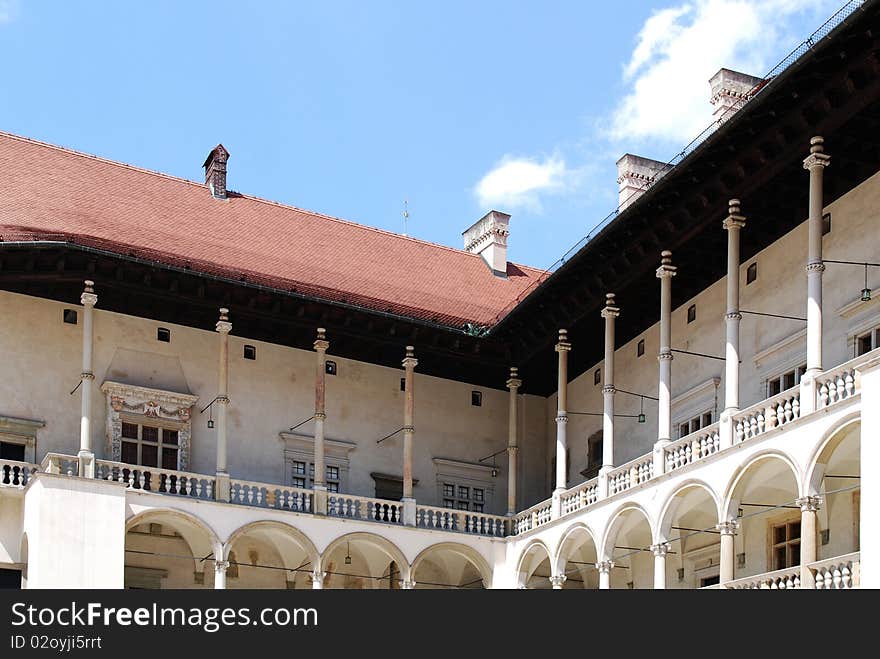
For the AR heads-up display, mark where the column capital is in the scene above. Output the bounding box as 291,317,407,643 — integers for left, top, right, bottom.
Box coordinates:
215,395,230,405
80,280,98,307
399,579,416,590
311,570,325,585
656,250,677,279
716,520,739,536
658,351,674,361
722,198,746,231
596,560,614,575
803,136,830,170
555,329,571,352
796,495,823,513
506,366,522,390
314,327,330,352
650,542,671,557
725,311,743,321
555,414,568,424
602,384,616,395
507,446,519,455
81,372,95,381
806,261,826,274
313,412,327,421
214,560,230,573
548,575,567,588
601,293,620,319
216,307,232,334
402,345,418,369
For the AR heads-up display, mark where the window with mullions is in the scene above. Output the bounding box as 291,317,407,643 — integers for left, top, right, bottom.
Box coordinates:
290,460,340,493
120,422,179,470
856,326,880,357
678,411,713,439
442,483,485,513
767,364,807,397
771,520,801,570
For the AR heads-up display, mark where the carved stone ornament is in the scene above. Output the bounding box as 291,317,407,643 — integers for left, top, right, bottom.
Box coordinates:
100,381,198,469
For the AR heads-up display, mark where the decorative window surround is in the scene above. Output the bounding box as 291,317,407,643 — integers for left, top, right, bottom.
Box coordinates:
672,376,720,428
837,294,880,356
0,415,44,463
278,431,356,491
432,457,496,513
753,328,807,371
101,381,198,470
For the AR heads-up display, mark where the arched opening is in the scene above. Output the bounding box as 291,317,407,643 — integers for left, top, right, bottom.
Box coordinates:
555,525,599,589
603,506,653,589
411,543,491,589
124,510,218,589
657,482,721,589
224,522,319,589
806,418,861,561
516,541,553,589
723,452,800,581
321,533,409,589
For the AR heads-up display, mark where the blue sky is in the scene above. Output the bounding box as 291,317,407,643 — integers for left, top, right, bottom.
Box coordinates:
0,0,842,269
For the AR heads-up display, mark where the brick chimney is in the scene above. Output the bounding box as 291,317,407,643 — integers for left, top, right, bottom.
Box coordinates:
463,210,511,277
203,144,230,199
709,68,764,124
616,154,671,211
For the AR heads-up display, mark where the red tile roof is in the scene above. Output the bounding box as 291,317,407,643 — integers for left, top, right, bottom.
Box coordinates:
0,131,547,328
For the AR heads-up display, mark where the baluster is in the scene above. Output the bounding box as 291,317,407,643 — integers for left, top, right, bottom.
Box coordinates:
844,371,855,398
818,382,829,407
756,412,765,434
832,565,842,589
791,397,800,419
841,564,852,589
748,416,757,438
835,375,845,402
783,399,793,423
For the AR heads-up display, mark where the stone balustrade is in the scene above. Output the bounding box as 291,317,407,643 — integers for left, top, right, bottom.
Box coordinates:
734,387,800,443
560,478,599,515
809,552,860,589
608,455,654,495
230,479,312,513
329,493,403,524
0,459,38,487
817,358,859,408
95,459,215,500
415,504,508,537
664,423,720,473
725,566,802,589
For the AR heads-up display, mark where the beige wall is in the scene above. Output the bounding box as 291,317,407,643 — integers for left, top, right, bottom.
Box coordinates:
0,289,548,513
551,168,880,485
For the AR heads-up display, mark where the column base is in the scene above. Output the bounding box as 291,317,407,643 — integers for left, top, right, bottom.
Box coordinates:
551,490,564,519
401,497,417,526
800,372,819,414
313,485,328,515
597,467,612,500
77,449,95,479
214,471,231,502
652,440,669,476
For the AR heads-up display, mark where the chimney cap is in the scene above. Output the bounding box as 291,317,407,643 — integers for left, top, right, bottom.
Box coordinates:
203,144,230,168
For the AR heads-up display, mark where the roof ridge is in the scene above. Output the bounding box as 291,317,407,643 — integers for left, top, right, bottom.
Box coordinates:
0,129,542,272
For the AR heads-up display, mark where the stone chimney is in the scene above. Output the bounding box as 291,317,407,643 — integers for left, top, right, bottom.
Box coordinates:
709,68,764,124
463,210,511,277
616,154,671,211
203,144,230,199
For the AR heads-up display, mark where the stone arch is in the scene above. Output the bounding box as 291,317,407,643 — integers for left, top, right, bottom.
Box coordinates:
721,449,802,520
804,413,861,495
656,479,722,542
600,502,654,559
411,542,492,589
321,532,410,589
515,539,553,588
554,523,600,589
223,520,321,589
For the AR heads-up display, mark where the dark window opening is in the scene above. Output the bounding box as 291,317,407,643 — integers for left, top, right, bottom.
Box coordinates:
243,345,256,360
471,391,482,406
594,368,601,385
157,328,171,342
0,442,25,461
687,304,696,324
822,212,831,236
746,262,757,285
400,377,406,392
62,309,78,324
637,339,645,357
325,360,337,376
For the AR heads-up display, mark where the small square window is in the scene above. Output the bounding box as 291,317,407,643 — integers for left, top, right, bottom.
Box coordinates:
157,328,171,342
458,486,469,499
473,488,484,502
292,477,306,489
687,304,696,324
292,461,306,476
594,368,601,385
456,501,469,511
471,391,482,406
400,377,406,392
325,360,337,376
701,412,713,427
822,212,831,236
243,345,256,360
443,484,455,498
746,262,757,284
443,499,455,509
637,339,645,357
327,466,340,481
62,309,78,324
472,503,484,513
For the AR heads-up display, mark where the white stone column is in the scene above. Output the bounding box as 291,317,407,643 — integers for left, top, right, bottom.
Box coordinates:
215,308,232,502
400,579,416,590
401,346,418,525
549,574,567,590
78,280,98,478
858,356,880,587
506,367,522,516
554,330,571,503
797,495,822,589
720,202,745,449
597,560,614,590
313,328,329,515
601,294,619,474
311,570,325,590
654,252,676,473
651,543,670,590
214,560,229,590
717,520,738,585
803,137,830,408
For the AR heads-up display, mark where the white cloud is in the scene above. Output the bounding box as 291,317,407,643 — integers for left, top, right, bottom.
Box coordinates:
0,0,20,25
474,154,570,212
609,0,837,144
